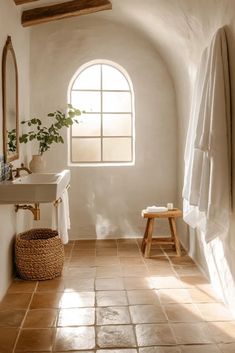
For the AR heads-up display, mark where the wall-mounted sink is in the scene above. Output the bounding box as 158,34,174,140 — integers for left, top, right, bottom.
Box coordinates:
0,169,70,204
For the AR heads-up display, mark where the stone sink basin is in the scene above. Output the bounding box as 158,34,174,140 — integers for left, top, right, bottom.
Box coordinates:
0,169,70,204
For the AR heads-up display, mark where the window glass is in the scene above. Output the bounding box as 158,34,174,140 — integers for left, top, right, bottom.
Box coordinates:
70,62,134,165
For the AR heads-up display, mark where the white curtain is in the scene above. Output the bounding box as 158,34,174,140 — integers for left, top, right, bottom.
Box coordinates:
183,26,232,243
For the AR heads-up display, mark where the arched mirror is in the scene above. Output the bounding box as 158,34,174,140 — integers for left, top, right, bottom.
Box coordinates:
2,36,19,162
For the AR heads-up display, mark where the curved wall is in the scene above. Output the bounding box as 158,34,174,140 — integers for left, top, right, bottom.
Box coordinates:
30,16,178,238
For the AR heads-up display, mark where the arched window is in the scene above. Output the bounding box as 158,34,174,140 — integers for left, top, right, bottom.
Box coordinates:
68,60,135,166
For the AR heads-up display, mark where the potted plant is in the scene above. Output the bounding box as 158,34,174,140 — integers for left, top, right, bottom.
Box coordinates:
20,104,82,172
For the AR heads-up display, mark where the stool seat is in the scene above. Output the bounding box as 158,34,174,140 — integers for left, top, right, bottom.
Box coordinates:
141,208,182,258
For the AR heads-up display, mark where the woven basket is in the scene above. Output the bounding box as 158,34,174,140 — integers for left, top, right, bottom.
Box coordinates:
15,228,65,281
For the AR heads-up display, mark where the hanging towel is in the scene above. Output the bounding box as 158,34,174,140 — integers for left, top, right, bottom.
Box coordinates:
183,27,232,242
52,189,70,244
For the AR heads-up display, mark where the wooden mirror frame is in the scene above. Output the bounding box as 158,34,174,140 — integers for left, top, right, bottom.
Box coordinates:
2,36,19,163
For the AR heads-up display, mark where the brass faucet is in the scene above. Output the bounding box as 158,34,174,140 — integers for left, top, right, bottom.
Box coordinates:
15,163,32,178
8,163,32,181
15,203,40,221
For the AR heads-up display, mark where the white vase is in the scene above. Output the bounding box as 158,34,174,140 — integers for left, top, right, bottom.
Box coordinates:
29,154,46,173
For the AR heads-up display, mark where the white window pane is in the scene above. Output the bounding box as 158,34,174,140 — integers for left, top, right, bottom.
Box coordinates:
103,114,132,136
72,65,101,90
71,91,101,113
72,114,101,136
72,138,101,162
102,65,129,90
103,138,132,161
103,92,131,113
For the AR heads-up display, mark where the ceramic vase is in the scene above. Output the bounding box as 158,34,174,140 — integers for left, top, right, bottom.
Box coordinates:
29,154,46,173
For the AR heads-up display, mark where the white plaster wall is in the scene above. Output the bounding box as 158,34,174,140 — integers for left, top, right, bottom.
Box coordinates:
30,16,178,239
146,0,235,315
0,0,30,300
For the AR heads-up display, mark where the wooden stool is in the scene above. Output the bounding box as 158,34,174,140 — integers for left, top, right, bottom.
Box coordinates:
141,208,182,258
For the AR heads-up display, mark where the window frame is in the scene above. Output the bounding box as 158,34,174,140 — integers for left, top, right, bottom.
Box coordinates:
68,60,135,167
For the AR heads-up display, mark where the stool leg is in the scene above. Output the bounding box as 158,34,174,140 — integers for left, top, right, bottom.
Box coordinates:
168,218,176,249
144,218,155,258
169,217,181,256
141,218,150,254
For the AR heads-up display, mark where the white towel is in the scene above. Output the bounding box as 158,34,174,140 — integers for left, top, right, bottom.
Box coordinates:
182,27,231,242
52,189,70,244
146,206,168,213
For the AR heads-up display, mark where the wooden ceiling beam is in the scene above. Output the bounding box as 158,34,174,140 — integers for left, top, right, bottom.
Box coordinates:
21,0,112,27
14,0,39,5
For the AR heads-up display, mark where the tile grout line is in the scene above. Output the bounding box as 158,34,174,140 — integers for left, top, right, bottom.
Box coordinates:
12,280,39,353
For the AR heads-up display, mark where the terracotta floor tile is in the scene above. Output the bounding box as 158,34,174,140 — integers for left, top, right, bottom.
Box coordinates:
15,328,55,352
135,323,176,346
96,248,118,256
7,280,37,293
147,266,175,276
53,351,94,353
121,265,149,277
117,239,138,245
96,291,128,306
180,345,220,353
196,303,234,321
62,267,96,279
119,257,144,265
1,238,233,353
219,343,235,353
97,325,136,348
127,290,160,305
169,255,195,266
139,347,181,353
96,239,117,248
23,309,58,328
95,278,124,290
72,248,96,256
95,256,120,266
37,278,65,292
150,276,182,289
124,277,152,290
57,308,95,326
0,310,25,327
173,266,202,276
171,323,213,344
158,289,192,304
69,256,96,267
117,242,139,249
64,278,95,291
0,327,19,353
0,293,32,310
208,321,235,343
30,292,63,309
188,288,221,303
148,248,165,256
98,350,137,353
31,292,95,309
144,257,169,266
130,305,167,324
96,266,122,278
118,249,142,257
180,275,209,289
74,240,96,249
54,327,95,350
164,303,203,322
96,307,131,325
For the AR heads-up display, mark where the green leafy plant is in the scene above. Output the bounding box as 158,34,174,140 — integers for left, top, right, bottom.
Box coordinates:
20,105,82,155
7,128,17,153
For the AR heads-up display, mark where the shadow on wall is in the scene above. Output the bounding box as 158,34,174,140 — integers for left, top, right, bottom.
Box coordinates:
87,189,140,238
